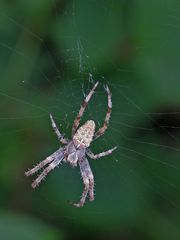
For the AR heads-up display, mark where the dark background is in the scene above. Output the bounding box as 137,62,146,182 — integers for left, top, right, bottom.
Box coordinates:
0,1,180,240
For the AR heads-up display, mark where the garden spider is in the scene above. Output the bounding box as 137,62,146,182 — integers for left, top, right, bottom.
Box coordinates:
25,82,117,207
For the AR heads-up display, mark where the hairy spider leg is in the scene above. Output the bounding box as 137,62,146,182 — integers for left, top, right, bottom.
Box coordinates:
71,158,94,207
86,146,117,160
72,81,99,136
88,172,95,202
94,84,112,140
25,149,62,176
50,114,69,144
31,153,64,188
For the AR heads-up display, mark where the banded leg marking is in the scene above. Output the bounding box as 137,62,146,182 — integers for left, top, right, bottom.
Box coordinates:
72,82,99,136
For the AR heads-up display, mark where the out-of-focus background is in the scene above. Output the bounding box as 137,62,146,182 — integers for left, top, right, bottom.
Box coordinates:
0,0,180,239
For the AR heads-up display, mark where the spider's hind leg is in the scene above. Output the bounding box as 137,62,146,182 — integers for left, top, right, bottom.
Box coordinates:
50,114,69,144
72,81,99,136
94,84,112,140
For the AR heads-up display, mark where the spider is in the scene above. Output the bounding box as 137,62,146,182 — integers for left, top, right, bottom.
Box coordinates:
25,82,117,207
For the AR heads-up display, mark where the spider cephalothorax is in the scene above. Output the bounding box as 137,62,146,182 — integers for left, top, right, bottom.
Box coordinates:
25,82,117,207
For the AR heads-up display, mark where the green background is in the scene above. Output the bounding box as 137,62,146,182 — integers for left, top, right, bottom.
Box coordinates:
0,1,180,239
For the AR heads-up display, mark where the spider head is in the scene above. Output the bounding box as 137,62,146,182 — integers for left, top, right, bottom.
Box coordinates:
73,120,95,149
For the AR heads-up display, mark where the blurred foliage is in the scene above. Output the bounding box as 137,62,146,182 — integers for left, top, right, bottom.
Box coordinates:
0,0,180,240
0,211,62,240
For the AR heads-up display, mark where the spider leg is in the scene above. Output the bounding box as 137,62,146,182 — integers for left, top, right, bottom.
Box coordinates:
25,148,64,176
31,155,64,188
72,81,99,136
94,84,112,140
25,152,56,177
71,158,94,207
50,114,69,144
89,173,95,202
86,146,117,160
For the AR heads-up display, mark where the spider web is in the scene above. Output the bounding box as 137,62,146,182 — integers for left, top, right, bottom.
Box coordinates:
0,0,180,237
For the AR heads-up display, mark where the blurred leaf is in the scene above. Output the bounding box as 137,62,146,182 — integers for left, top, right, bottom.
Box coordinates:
0,211,63,240
54,0,124,71
135,0,180,101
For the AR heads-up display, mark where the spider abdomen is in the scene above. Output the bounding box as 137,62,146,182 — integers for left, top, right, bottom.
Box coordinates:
73,120,95,149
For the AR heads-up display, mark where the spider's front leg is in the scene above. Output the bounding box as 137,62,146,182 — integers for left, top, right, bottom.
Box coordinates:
70,157,94,207
25,148,65,188
25,150,59,176
31,158,62,188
